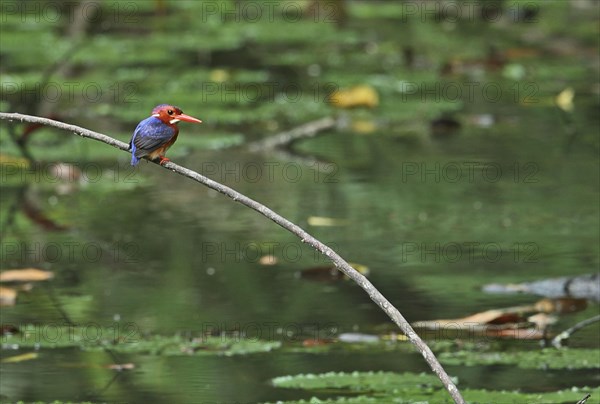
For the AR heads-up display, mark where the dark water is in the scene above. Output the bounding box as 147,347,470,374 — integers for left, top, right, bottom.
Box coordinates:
2,122,599,402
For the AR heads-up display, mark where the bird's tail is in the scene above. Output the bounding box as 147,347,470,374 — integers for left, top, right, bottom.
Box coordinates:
130,142,140,166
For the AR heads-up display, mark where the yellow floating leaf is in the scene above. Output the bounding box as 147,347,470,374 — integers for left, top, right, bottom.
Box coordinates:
0,268,54,282
381,333,409,342
210,69,230,83
1,352,39,363
259,255,278,266
307,216,348,227
0,154,30,168
329,85,379,109
349,262,370,276
555,87,574,112
0,286,17,307
351,119,377,134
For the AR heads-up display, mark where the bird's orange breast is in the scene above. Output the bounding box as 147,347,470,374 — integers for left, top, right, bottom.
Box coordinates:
147,133,178,160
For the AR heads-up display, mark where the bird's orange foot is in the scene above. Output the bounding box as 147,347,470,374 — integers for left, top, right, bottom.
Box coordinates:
157,156,171,166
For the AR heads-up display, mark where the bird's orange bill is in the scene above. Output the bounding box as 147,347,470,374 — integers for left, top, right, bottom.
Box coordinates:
174,113,202,123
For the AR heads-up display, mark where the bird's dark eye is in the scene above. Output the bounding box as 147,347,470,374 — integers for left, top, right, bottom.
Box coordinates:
167,109,173,115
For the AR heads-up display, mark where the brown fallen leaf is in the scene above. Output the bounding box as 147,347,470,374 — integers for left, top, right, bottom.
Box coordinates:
302,338,335,347
534,297,588,314
0,324,19,336
504,47,540,59
413,308,528,328
484,328,546,340
0,268,54,282
0,286,17,306
414,303,538,327
528,313,558,329
412,299,565,340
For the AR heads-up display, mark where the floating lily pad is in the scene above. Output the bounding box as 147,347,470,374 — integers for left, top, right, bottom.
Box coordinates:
272,371,444,394
269,371,600,403
1,324,280,356
440,347,600,369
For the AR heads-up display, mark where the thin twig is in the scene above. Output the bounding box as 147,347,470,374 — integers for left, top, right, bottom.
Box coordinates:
248,116,337,151
0,112,465,404
576,393,591,404
552,315,600,348
6,124,36,163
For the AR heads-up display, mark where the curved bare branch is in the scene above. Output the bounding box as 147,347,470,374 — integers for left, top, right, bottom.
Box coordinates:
0,111,465,404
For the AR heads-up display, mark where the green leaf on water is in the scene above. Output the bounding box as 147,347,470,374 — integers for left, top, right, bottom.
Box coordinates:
272,371,445,394
440,347,600,369
2,324,280,356
269,371,600,403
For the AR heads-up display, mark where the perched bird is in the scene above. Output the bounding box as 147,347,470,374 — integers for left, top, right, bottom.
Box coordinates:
129,104,202,166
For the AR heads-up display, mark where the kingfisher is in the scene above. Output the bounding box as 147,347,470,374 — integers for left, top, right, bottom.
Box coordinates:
129,104,202,166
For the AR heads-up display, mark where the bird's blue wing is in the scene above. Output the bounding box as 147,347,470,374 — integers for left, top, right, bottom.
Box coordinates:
129,117,175,165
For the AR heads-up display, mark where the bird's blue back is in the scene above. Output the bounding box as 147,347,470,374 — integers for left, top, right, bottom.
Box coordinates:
130,116,176,165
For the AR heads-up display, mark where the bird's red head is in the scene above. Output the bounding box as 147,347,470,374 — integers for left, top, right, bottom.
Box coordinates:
151,104,202,125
